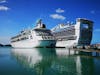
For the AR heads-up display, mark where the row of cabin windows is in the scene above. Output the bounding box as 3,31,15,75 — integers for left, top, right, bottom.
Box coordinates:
53,29,75,36
11,35,21,39
11,36,30,42
42,36,54,40
11,32,31,39
36,32,52,36
56,36,77,40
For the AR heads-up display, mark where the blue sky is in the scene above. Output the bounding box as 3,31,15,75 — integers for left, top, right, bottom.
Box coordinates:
0,0,100,44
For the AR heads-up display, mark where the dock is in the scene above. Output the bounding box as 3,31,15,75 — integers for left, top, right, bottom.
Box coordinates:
73,48,100,53
72,48,100,56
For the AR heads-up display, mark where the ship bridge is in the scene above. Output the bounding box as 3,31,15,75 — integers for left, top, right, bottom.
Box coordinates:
76,18,93,46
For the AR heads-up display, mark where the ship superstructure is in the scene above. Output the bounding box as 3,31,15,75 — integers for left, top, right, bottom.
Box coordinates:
11,19,56,48
51,18,93,48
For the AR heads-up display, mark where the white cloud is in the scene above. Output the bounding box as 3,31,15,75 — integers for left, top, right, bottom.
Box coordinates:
50,14,66,20
0,5,9,11
90,10,95,14
0,0,7,3
56,8,65,13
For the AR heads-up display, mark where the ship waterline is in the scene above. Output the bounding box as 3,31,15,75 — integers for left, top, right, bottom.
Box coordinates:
11,40,56,48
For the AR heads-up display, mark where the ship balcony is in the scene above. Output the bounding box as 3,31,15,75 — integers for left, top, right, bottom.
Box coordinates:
35,36,54,40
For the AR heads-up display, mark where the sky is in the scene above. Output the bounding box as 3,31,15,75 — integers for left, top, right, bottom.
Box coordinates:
0,0,100,44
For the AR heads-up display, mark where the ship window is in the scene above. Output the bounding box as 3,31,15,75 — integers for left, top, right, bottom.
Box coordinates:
82,24,88,29
36,32,39,36
30,35,33,39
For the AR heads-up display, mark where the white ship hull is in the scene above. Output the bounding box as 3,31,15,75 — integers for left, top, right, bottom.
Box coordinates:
11,39,56,48
56,40,76,48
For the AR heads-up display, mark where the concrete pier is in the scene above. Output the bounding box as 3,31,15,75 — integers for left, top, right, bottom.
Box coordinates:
72,48,100,56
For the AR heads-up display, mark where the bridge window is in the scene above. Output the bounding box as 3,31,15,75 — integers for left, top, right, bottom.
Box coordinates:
82,24,88,29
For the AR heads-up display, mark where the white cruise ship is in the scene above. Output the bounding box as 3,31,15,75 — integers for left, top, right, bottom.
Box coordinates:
11,19,56,48
51,18,93,48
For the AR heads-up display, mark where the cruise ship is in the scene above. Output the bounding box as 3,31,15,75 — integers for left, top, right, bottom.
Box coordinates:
51,18,93,48
11,19,56,48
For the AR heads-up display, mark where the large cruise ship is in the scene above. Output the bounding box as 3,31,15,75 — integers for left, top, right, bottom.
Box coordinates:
11,19,56,48
51,18,93,48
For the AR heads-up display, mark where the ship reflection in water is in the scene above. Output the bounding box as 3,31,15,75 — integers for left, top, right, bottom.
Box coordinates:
11,48,99,75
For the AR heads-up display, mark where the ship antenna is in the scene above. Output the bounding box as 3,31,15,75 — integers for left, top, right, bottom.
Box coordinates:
37,19,42,25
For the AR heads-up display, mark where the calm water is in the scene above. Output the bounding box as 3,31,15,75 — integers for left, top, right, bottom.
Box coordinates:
0,47,100,75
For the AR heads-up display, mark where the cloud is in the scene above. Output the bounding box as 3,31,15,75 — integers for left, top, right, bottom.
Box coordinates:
0,5,9,11
50,14,66,20
90,10,95,14
0,0,7,3
56,8,65,13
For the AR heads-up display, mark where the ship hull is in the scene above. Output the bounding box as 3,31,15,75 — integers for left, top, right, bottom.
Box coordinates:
56,40,76,48
11,39,56,48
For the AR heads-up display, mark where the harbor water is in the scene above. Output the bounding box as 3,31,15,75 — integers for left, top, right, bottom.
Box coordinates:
0,47,100,75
